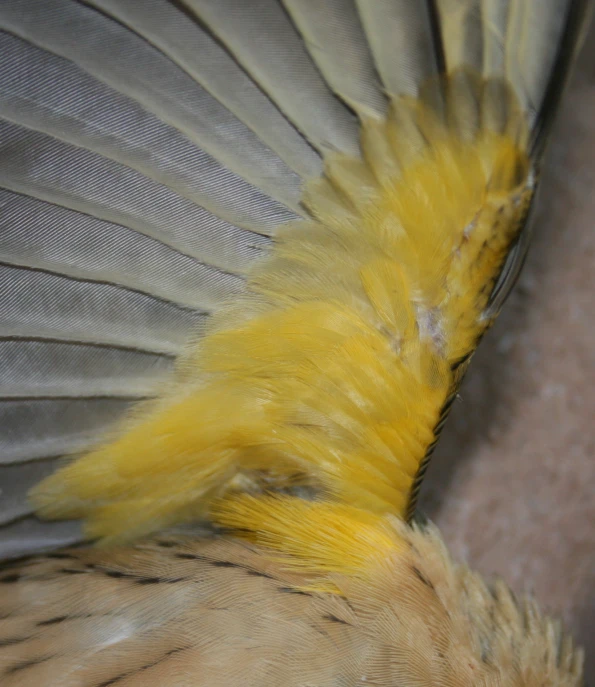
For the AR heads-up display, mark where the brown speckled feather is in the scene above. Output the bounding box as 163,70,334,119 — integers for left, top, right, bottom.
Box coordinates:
0,524,582,687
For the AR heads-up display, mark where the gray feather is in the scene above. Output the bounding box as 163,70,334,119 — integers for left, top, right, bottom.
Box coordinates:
436,0,484,71
0,399,135,465
0,460,65,525
0,0,306,205
506,0,577,123
480,1,589,132
283,0,388,118
184,0,361,156
0,121,270,274
1,340,172,399
82,0,322,182
0,30,301,231
0,190,244,312
356,0,443,97
0,518,82,561
0,265,204,355
482,0,511,78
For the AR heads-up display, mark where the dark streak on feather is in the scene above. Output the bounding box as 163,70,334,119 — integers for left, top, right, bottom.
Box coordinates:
94,646,189,687
102,568,187,584
278,586,311,597
323,613,350,625
97,675,127,687
0,573,20,583
211,560,238,568
45,552,77,560
174,552,209,561
245,569,275,580
5,655,54,676
138,576,186,585
59,568,87,575
105,570,128,579
0,636,30,647
37,615,68,626
176,552,277,581
412,566,435,590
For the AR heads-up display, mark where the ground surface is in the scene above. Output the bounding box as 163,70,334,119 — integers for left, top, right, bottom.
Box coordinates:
420,30,595,681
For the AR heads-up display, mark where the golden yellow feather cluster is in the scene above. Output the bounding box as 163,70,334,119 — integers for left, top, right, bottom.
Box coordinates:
32,74,532,577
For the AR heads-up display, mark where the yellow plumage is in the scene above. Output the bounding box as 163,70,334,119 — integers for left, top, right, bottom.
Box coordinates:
212,494,404,589
1,2,590,684
32,74,532,571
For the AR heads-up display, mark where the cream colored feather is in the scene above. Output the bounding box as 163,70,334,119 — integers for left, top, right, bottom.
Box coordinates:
0,522,583,687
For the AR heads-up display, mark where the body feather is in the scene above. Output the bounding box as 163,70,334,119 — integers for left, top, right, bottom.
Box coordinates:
0,521,584,686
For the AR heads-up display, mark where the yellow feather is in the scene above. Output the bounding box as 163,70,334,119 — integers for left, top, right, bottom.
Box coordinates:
31,71,533,563
212,494,404,590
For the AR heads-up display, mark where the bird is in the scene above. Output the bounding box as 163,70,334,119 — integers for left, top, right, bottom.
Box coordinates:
0,1,591,685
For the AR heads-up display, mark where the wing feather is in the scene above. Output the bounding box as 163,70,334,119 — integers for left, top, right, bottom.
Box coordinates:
0,0,589,557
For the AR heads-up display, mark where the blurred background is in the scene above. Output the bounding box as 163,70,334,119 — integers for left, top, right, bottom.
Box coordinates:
420,23,595,682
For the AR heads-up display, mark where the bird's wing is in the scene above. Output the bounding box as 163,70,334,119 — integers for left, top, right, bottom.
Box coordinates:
0,0,590,558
